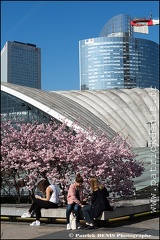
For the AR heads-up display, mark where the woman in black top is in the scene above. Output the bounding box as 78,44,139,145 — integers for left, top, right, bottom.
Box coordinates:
82,177,113,229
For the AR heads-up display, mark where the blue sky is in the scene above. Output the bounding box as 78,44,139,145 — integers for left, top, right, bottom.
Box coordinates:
1,1,159,91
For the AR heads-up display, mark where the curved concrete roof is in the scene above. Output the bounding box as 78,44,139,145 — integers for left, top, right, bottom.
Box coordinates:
1,82,159,147
132,147,159,191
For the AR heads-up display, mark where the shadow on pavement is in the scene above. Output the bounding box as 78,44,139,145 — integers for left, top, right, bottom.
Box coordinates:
32,214,159,240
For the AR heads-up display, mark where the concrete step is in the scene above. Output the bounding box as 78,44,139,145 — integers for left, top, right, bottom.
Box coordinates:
1,198,159,221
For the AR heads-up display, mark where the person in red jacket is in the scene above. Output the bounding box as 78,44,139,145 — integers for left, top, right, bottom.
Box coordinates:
66,173,86,230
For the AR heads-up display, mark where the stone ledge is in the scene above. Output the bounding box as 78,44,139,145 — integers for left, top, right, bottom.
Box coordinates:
1,199,159,221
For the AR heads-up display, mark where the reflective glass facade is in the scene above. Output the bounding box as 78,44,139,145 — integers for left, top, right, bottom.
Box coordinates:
1,92,51,123
99,14,133,37
79,14,159,90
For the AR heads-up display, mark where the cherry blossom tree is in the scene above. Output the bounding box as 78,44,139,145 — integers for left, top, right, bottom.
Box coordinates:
1,119,144,202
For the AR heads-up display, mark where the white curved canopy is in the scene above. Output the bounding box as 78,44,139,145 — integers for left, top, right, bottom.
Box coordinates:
1,82,159,147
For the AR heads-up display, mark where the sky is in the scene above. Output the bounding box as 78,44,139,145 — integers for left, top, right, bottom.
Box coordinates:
1,1,159,91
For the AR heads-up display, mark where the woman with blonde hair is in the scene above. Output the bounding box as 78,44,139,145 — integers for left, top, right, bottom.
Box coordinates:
82,176,113,229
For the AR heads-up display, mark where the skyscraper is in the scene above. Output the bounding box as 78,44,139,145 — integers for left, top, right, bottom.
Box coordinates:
1,41,41,89
79,14,159,90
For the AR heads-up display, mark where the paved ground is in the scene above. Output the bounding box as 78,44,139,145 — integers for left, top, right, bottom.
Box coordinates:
1,215,159,239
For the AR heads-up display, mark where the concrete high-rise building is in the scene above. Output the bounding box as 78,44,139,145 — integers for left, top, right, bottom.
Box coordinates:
79,14,159,90
1,41,41,89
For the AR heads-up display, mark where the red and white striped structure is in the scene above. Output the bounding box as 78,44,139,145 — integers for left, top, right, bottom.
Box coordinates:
130,18,159,34
131,18,159,26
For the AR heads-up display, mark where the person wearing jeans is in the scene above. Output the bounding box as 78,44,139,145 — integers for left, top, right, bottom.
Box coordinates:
66,203,81,227
66,173,86,230
81,204,94,228
82,177,113,229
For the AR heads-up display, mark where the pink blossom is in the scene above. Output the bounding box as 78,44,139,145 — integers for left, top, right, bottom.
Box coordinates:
1,119,144,198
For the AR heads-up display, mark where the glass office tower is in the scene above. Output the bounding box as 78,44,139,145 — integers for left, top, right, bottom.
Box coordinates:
79,14,159,90
1,41,41,89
